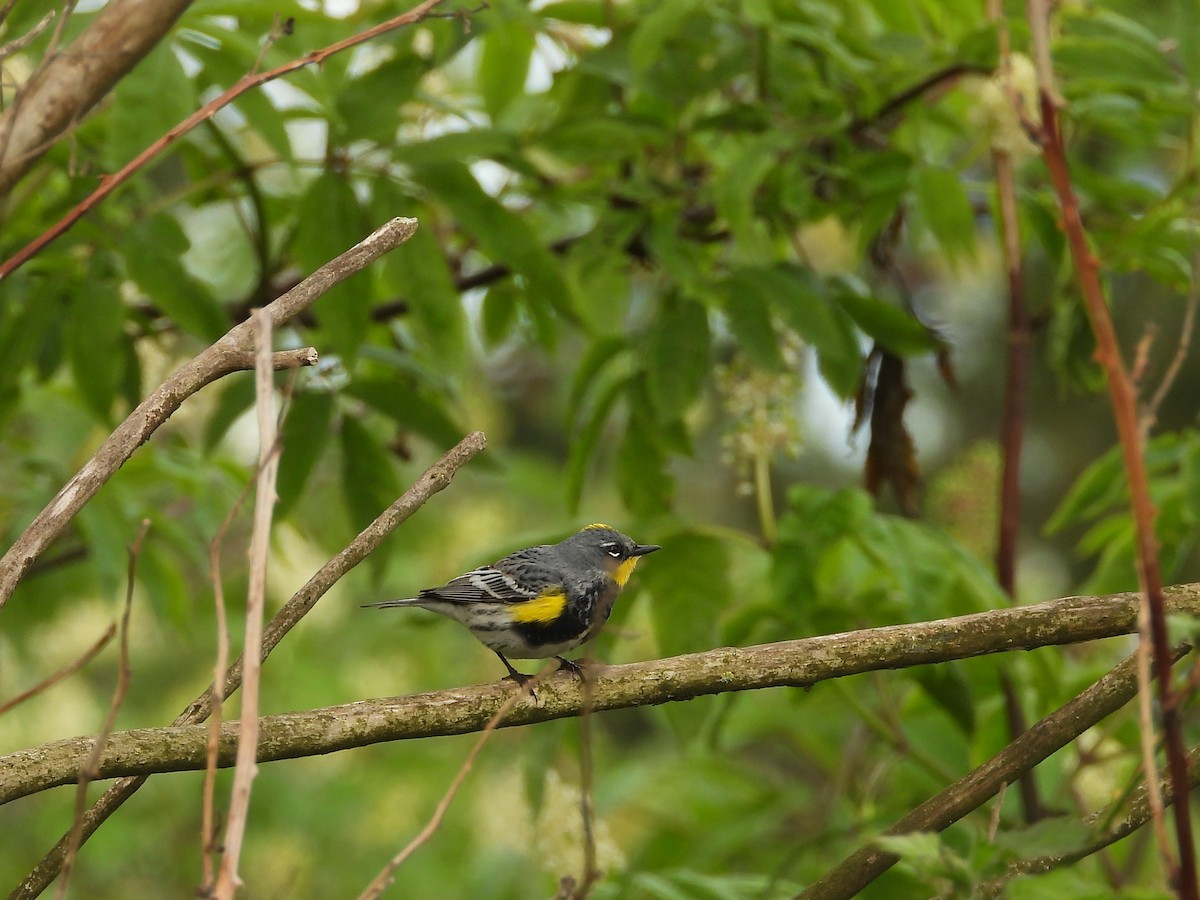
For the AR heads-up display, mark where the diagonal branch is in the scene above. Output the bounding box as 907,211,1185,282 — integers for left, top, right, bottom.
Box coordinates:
983,744,1200,893
3,585,1199,806
7,429,486,900
0,0,451,278
796,643,1189,899
1028,2,1198,891
0,0,193,196
0,217,417,608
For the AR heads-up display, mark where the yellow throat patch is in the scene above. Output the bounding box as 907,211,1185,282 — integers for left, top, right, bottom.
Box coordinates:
511,589,568,624
613,556,641,588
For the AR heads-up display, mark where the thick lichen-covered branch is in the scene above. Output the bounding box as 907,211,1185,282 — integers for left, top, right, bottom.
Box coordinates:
4,584,1197,806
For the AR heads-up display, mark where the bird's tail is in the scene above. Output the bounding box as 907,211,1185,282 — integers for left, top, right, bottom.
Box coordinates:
360,598,420,609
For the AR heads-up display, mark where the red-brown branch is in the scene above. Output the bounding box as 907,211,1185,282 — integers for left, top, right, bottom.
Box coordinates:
0,0,449,280
1038,90,1198,897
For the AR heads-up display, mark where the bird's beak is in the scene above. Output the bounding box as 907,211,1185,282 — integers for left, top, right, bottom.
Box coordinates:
631,544,661,557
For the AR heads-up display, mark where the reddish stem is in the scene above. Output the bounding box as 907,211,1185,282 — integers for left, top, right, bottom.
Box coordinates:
0,0,449,280
1038,90,1197,898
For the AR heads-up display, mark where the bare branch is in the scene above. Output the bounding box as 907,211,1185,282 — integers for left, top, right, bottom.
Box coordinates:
357,673,548,900
0,0,193,194
0,217,416,609
0,624,114,717
0,0,452,277
8,429,485,900
1141,251,1200,439
1029,0,1198,889
0,11,55,64
796,643,1189,899
56,519,149,899
984,744,1200,891
4,585,1200,807
213,311,279,898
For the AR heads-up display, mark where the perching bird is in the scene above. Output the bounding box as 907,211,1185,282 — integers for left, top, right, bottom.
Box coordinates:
363,524,660,683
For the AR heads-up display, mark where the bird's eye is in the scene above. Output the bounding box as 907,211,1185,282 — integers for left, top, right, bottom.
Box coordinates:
607,548,622,558
600,542,622,558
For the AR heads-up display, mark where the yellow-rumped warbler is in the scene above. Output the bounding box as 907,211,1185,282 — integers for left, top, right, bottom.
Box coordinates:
363,524,659,683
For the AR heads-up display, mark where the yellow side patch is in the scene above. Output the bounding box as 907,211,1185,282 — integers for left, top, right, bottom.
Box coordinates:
511,589,569,624
613,556,641,588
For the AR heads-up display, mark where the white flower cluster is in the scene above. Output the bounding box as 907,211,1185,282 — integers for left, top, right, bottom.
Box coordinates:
966,53,1041,160
716,332,804,495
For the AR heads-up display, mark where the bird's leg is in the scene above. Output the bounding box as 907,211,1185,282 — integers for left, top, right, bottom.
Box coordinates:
495,651,534,687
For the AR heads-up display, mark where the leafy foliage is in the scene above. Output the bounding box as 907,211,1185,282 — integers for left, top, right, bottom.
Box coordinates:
1,0,1198,896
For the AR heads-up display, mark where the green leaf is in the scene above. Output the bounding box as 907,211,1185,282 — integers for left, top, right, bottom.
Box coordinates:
126,214,229,341
412,161,575,331
479,20,536,120
874,832,944,866
712,134,789,259
340,415,400,530
833,279,940,356
374,190,465,366
912,167,977,264
645,300,710,418
293,172,371,361
204,377,256,451
336,54,426,143
912,664,975,735
639,531,730,658
67,280,126,421
1046,445,1127,534
993,817,1091,861
481,283,519,346
717,271,783,369
108,41,195,168
629,0,702,74
616,394,673,516
275,393,335,518
566,336,629,426
0,283,65,422
345,378,462,448
394,129,521,168
564,375,627,512
768,266,863,398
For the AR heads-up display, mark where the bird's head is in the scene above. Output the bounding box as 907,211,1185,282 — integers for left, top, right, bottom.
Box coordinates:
564,524,660,587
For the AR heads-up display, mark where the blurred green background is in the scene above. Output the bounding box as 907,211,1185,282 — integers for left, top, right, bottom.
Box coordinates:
1,0,1199,895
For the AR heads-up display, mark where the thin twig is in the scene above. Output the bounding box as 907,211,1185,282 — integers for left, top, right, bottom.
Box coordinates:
572,669,601,899
795,645,1190,900
1135,597,1170,857
201,488,248,892
213,311,280,898
1029,3,1198,892
9,430,486,900
1141,251,1200,439
356,673,548,900
981,744,1200,894
41,0,77,60
55,518,149,899
0,624,114,717
200,444,274,894
0,11,55,64
0,0,451,279
988,0,1044,822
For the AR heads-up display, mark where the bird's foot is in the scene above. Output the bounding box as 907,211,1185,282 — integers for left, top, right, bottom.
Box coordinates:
555,656,587,679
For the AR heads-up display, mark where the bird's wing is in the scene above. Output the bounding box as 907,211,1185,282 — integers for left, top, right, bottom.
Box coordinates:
420,564,546,605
